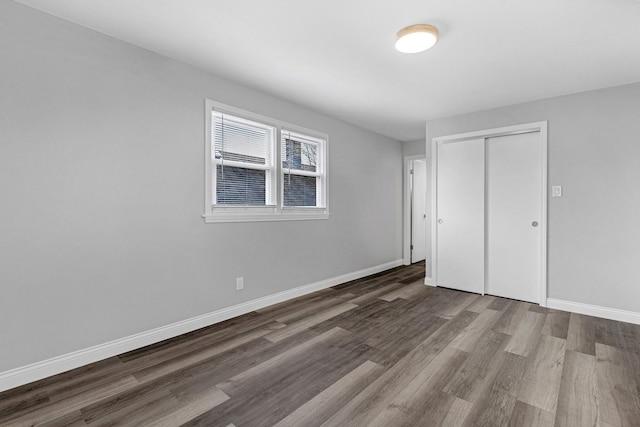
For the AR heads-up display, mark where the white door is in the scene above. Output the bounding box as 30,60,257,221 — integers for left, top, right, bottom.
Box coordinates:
435,138,485,294
411,159,427,263
486,132,542,303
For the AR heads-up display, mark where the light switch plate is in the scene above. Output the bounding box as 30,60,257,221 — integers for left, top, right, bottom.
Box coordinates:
552,185,562,197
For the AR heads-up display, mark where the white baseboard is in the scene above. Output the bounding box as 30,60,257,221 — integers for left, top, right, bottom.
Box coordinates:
546,298,640,325
424,276,435,287
0,259,403,393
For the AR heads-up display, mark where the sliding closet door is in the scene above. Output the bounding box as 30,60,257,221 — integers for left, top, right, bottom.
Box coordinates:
486,132,542,303
435,138,485,293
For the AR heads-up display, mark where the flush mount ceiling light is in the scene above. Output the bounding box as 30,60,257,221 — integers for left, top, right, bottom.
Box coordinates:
395,24,439,53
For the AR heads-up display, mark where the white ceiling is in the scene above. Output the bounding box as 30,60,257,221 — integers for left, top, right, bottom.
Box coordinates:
14,0,640,141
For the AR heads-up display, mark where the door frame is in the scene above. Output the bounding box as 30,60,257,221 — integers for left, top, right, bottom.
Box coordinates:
431,121,548,306
403,154,426,266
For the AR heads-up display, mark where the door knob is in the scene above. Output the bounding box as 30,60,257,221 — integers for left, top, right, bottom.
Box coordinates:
531,221,539,227
438,219,444,224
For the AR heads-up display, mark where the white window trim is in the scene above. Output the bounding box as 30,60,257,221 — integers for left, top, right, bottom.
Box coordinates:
203,99,330,223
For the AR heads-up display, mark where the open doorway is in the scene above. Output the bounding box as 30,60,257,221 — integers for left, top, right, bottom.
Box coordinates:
403,155,428,265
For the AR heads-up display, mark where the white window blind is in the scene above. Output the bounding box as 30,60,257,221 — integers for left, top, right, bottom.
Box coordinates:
212,111,276,206
281,130,325,207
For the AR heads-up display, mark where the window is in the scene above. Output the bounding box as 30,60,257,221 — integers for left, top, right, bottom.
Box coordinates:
204,100,329,223
213,112,275,206
282,131,324,207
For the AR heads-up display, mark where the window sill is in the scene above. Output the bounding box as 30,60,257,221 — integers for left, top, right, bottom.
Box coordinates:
203,210,330,223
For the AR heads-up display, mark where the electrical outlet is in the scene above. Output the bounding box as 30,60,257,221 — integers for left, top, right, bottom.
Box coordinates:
552,185,562,197
236,277,244,291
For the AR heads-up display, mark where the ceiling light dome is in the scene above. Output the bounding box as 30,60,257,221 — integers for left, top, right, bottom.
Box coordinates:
395,24,439,53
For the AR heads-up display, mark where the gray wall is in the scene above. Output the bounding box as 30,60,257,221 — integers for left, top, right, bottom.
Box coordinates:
0,1,403,373
426,83,640,312
402,139,426,157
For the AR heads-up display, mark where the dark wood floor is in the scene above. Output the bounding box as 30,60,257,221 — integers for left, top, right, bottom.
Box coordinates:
2,263,640,426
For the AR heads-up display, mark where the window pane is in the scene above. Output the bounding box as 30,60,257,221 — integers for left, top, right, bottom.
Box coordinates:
281,138,317,172
216,165,266,205
283,174,317,207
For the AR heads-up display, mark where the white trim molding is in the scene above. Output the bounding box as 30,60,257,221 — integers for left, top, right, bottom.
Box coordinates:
547,298,640,325
204,211,330,223
0,259,402,393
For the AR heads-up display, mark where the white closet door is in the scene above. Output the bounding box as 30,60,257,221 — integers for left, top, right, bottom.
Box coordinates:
436,138,485,293
486,132,542,303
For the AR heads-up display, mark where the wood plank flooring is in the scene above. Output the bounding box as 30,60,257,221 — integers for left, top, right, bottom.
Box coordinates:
2,263,640,426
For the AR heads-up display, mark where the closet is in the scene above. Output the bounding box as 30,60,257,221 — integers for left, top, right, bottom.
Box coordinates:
431,123,547,304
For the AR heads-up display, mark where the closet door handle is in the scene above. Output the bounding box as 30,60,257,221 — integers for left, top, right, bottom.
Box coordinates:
438,219,444,224
531,221,539,227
